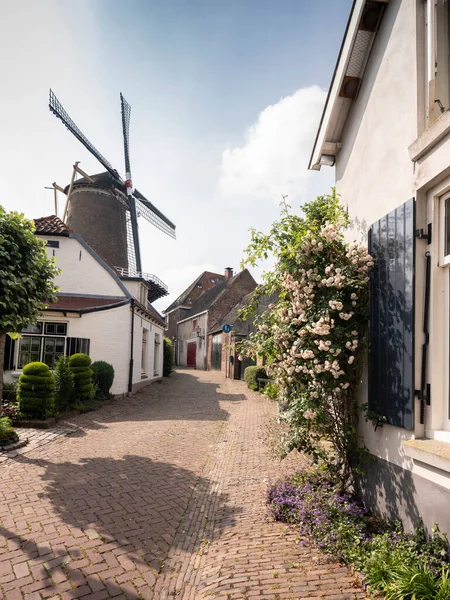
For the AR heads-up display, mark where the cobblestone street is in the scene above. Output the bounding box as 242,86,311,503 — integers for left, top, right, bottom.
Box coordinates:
0,370,367,600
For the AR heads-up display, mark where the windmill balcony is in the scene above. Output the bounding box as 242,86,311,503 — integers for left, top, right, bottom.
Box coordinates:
115,266,169,303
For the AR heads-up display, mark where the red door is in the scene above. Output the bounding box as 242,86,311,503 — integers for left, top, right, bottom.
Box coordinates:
187,342,197,368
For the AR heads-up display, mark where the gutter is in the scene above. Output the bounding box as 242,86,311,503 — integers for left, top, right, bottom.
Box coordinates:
177,309,208,325
47,298,131,315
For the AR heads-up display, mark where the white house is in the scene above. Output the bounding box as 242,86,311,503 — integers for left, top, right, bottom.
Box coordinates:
3,216,164,395
310,0,450,533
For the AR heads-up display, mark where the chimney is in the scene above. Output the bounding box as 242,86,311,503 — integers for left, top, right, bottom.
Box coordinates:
224,267,234,280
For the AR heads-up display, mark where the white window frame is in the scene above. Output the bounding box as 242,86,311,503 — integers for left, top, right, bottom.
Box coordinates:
425,0,450,127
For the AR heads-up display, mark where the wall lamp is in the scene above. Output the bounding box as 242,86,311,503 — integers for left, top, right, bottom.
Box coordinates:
196,326,205,339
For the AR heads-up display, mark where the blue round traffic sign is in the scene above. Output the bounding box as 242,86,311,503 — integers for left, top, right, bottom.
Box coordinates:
222,323,232,333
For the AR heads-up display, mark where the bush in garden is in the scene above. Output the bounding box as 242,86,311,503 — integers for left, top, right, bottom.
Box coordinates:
54,355,74,413
68,353,93,406
17,362,55,419
267,468,450,599
1,382,19,420
163,338,174,377
244,366,267,391
0,416,18,446
92,361,115,398
263,381,279,400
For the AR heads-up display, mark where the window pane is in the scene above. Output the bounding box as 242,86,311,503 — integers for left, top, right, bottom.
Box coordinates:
22,323,42,334
18,337,41,368
44,323,55,334
446,198,450,257
56,324,67,335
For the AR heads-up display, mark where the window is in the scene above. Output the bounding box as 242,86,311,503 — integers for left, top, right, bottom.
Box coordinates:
154,333,161,376
18,337,42,368
17,321,89,370
440,191,450,431
141,329,148,378
46,240,59,248
425,0,450,125
44,322,67,336
43,337,66,367
192,319,197,331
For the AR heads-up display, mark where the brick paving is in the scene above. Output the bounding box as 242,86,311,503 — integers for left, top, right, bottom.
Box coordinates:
0,370,368,600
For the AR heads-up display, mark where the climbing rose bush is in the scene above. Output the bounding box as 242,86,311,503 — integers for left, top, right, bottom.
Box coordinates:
240,192,373,485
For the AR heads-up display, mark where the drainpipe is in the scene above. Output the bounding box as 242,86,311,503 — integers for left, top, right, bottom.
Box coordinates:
128,299,135,393
204,313,208,370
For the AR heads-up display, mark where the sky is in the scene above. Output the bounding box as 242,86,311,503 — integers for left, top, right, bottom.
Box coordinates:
0,0,352,312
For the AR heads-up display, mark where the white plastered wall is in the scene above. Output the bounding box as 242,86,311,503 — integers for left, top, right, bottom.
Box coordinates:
177,313,207,369
131,311,164,384
335,0,418,469
42,235,126,298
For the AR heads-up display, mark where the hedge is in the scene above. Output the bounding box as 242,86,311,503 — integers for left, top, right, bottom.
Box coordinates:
18,362,55,419
69,353,93,404
163,338,174,377
244,366,267,391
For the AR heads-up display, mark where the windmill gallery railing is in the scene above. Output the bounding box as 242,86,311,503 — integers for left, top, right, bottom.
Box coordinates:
114,267,169,302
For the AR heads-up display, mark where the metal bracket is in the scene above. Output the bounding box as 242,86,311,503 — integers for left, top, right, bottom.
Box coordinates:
415,223,432,244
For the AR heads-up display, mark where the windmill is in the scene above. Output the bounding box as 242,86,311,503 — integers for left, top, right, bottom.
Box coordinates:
48,89,176,291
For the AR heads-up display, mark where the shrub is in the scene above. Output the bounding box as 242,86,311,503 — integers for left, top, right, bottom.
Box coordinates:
0,416,18,446
163,338,174,377
92,361,115,398
17,362,55,419
244,366,267,391
54,355,74,413
267,468,450,598
68,353,93,406
263,381,279,400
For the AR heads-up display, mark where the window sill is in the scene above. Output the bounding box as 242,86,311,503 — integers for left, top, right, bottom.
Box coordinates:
408,110,450,162
403,438,450,474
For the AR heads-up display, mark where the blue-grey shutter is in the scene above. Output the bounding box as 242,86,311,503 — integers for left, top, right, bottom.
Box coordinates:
368,198,415,429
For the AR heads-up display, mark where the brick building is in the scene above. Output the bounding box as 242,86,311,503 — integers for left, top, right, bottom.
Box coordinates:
176,268,257,370
163,271,225,361
208,292,277,379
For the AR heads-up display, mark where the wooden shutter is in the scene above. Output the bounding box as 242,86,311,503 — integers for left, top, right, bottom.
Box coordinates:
66,338,91,356
3,335,15,370
368,198,415,429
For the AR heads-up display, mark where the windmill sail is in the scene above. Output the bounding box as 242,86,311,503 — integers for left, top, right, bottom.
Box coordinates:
134,189,176,239
49,90,120,182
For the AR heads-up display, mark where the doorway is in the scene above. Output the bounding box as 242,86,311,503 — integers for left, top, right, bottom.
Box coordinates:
187,342,197,368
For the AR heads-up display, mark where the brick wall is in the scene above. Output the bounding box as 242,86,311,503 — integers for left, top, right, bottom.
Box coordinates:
208,270,257,333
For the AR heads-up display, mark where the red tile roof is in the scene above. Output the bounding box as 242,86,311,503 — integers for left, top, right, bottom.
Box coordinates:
34,215,71,237
49,295,128,312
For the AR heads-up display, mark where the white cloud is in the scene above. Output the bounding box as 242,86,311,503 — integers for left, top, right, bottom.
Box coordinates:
219,86,326,203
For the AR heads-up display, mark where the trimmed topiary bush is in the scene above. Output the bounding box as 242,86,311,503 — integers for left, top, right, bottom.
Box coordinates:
244,366,267,391
163,338,174,377
54,355,74,413
17,362,55,419
92,361,115,399
69,353,93,406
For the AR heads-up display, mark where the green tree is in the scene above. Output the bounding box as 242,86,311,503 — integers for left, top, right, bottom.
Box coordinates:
0,207,58,400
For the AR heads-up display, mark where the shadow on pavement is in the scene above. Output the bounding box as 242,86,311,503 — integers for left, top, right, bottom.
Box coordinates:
1,451,238,595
